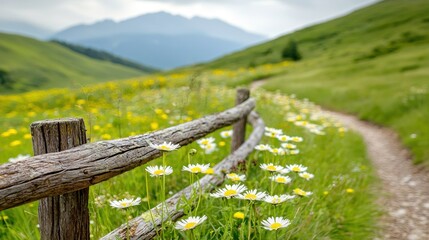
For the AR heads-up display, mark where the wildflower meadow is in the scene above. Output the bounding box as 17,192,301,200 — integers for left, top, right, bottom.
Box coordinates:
0,65,379,239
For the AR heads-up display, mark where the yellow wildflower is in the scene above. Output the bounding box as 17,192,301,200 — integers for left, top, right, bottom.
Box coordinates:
233,212,245,219
150,122,159,130
10,140,22,147
101,134,112,140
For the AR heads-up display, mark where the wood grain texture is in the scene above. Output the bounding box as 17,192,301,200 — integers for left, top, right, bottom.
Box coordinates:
0,98,255,211
231,88,250,152
101,111,265,240
31,118,90,240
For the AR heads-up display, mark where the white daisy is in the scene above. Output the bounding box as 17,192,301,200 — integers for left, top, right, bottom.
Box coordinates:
286,164,308,173
8,154,30,163
261,217,291,231
202,142,217,154
290,136,303,142
182,164,210,174
270,175,292,184
210,184,247,199
281,143,297,149
254,144,272,151
264,127,283,138
226,173,246,182
197,137,215,146
236,189,266,201
279,168,291,174
109,197,141,209
220,130,233,138
268,147,286,155
293,188,313,197
298,172,314,181
265,132,280,138
145,165,173,177
263,194,295,205
288,149,300,155
260,163,285,173
149,141,180,151
175,215,207,231
265,127,283,134
276,135,291,142
294,121,309,127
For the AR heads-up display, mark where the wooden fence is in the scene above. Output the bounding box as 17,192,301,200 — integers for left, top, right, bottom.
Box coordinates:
0,88,265,239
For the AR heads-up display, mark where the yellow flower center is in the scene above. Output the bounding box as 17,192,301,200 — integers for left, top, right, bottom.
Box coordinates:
272,149,279,153
184,222,197,230
270,222,282,230
292,167,300,172
267,165,276,171
302,174,310,179
205,168,214,174
191,167,202,173
231,177,241,181
154,169,165,175
159,145,170,151
201,140,209,145
276,177,286,183
294,188,306,196
120,202,129,207
224,189,237,197
244,193,257,200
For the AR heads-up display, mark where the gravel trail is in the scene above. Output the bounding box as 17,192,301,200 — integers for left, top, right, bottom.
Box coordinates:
251,80,429,239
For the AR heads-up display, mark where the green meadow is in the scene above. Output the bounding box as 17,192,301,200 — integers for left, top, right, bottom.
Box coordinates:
0,69,379,239
198,0,429,165
1,0,428,238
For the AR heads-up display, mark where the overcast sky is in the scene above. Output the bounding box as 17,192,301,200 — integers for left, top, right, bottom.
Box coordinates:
0,0,378,37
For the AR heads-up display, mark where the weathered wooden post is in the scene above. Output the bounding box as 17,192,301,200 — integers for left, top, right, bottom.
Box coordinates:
231,88,250,152
31,118,90,240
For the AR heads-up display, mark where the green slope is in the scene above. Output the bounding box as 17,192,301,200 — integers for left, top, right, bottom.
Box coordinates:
0,33,145,93
51,40,158,73
202,0,429,69
201,0,429,164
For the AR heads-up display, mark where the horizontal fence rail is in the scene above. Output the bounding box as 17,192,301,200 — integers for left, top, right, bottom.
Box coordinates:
102,111,265,239
0,98,256,211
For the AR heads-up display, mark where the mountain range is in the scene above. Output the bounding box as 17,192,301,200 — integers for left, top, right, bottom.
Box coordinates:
52,12,266,69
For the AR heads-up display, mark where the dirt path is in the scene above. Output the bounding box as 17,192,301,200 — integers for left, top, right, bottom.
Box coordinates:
251,80,429,240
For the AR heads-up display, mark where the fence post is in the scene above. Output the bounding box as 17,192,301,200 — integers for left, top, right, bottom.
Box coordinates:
231,88,250,152
31,118,90,240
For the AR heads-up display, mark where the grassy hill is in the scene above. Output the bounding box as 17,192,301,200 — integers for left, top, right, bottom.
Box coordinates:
51,40,158,73
195,0,429,164
200,0,429,69
0,33,145,93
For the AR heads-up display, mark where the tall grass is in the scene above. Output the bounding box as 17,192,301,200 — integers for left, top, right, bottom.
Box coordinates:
0,69,379,239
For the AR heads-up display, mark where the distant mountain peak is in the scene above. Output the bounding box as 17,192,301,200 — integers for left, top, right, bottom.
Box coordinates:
52,12,267,69
54,12,265,42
